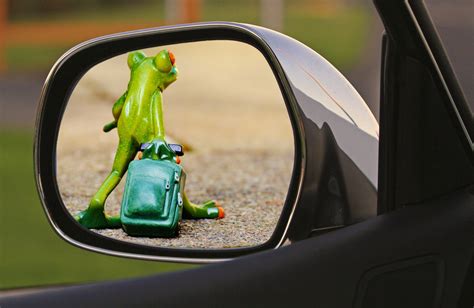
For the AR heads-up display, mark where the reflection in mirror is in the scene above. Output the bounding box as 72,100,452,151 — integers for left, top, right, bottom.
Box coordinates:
57,40,294,249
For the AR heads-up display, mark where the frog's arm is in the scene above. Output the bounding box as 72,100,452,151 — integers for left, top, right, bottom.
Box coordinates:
112,91,127,120
103,91,127,132
151,91,166,139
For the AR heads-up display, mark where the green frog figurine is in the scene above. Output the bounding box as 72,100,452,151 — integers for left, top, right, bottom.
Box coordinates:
76,49,224,230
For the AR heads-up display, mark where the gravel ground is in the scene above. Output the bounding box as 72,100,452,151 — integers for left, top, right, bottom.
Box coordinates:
57,41,294,249
58,149,293,248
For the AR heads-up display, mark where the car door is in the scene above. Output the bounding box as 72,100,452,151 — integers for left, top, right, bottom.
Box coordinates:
1,0,472,307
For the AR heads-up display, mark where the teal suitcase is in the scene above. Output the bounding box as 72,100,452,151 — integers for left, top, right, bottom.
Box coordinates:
120,157,185,237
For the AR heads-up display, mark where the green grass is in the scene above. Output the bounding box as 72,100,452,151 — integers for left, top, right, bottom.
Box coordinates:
284,7,370,70
5,45,72,72
0,129,193,290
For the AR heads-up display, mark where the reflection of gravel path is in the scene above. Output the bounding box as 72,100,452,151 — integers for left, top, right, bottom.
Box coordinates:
57,41,294,249
58,149,293,249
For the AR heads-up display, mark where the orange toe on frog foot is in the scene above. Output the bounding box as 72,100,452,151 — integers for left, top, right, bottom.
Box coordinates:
217,206,225,219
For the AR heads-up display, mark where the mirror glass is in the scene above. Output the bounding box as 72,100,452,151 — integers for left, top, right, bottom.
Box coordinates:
57,40,294,249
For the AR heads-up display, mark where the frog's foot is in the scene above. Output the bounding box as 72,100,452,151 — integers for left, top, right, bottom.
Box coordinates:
75,208,121,229
183,199,225,219
202,200,225,219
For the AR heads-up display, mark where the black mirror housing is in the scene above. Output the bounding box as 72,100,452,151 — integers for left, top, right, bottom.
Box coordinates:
35,22,378,262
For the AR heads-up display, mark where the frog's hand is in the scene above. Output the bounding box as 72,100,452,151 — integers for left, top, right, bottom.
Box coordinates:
103,121,117,132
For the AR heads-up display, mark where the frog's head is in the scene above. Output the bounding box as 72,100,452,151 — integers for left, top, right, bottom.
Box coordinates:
127,50,178,92
154,49,179,91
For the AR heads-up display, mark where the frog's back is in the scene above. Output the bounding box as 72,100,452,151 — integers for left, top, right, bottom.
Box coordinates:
118,58,162,143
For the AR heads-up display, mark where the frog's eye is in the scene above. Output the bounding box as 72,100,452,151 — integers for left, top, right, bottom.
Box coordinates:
155,50,174,73
169,51,175,65
127,51,146,69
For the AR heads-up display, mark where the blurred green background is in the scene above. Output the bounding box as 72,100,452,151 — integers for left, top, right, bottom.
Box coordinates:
4,0,370,72
0,0,376,290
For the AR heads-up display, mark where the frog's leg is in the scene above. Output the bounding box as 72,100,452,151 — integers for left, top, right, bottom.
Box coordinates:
181,191,225,219
76,140,138,229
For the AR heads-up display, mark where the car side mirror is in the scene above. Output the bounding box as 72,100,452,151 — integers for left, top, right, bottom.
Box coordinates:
35,22,379,262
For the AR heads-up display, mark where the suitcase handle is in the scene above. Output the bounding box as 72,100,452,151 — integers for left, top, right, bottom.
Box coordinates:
140,142,184,156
